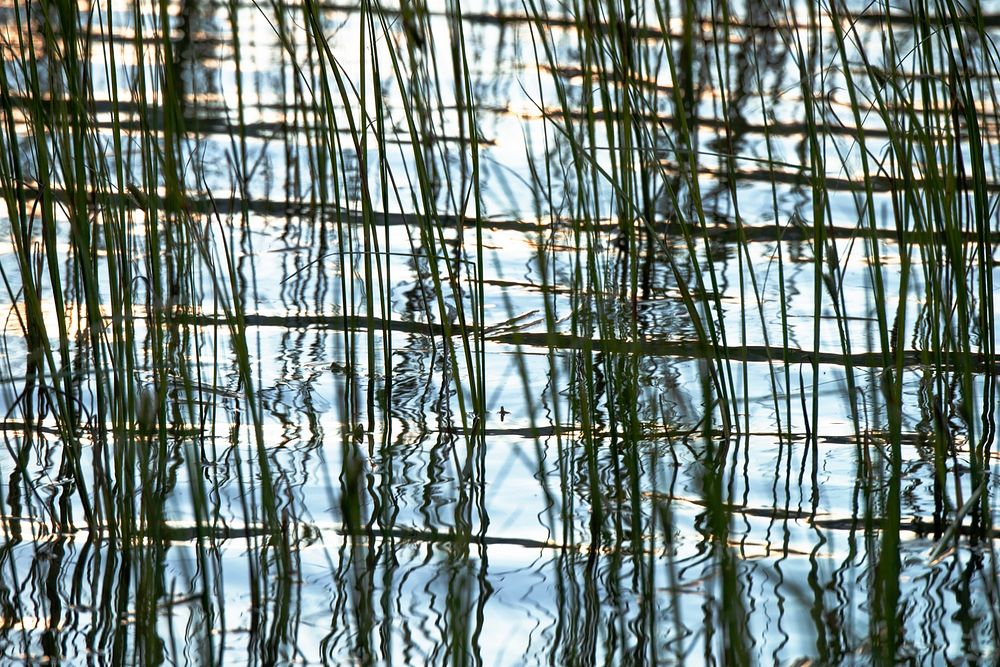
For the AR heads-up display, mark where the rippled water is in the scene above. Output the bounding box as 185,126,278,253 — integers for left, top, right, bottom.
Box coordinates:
1,0,1000,664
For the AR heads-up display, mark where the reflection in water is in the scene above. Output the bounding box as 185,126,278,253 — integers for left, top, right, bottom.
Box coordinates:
0,0,999,664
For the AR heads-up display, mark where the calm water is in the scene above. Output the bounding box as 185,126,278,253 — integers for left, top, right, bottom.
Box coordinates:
1,0,999,664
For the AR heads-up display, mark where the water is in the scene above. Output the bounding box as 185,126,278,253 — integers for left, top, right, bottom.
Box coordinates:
1,0,999,663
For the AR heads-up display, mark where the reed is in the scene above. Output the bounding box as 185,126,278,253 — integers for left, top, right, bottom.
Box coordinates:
0,0,997,663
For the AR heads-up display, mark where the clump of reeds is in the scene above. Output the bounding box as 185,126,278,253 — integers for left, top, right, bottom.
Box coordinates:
0,0,997,663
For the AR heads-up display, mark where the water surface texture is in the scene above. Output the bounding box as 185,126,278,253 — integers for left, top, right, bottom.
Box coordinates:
1,0,999,664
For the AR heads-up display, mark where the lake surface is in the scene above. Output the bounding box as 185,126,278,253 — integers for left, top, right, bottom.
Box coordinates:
1,0,999,664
